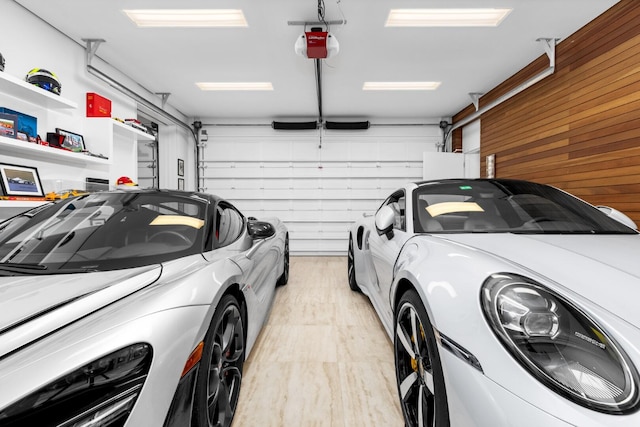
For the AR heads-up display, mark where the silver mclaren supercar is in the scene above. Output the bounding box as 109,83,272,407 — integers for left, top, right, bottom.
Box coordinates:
0,189,289,427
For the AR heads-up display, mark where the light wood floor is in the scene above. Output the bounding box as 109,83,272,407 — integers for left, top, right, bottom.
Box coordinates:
232,256,404,427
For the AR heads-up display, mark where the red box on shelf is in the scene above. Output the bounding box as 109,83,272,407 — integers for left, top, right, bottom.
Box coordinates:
86,92,112,117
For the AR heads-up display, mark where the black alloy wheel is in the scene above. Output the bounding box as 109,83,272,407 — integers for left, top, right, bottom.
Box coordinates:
394,290,449,427
277,233,289,286
193,295,245,427
347,234,361,292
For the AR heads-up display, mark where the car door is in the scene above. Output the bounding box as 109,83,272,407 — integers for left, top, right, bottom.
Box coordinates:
368,190,412,311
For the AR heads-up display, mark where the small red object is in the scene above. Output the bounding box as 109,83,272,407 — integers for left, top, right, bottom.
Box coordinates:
305,31,328,59
86,92,112,117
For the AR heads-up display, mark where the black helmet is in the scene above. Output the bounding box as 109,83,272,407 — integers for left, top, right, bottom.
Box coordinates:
0,52,5,72
25,68,61,95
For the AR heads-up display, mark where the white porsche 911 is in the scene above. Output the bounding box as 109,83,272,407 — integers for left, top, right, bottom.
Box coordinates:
348,178,640,427
0,189,289,427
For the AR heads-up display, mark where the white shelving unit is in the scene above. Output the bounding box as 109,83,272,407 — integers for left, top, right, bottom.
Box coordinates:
113,119,155,141
0,70,154,219
0,135,110,165
0,71,77,110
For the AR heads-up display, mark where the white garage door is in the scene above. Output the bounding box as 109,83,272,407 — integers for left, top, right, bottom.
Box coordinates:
200,125,441,255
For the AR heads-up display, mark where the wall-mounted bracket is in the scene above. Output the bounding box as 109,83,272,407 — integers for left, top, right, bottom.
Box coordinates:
156,92,171,109
536,38,561,67
81,38,106,66
287,20,346,26
468,93,484,111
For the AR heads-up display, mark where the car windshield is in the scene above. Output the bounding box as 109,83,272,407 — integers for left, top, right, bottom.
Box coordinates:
0,191,208,274
413,179,637,235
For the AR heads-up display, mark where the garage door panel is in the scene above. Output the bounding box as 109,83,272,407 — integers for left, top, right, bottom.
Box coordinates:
201,126,440,254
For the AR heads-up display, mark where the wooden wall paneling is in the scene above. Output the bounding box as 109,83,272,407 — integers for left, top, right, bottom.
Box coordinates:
460,1,640,224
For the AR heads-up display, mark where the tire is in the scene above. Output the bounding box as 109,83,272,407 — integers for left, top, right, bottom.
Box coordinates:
192,295,245,427
394,290,449,427
347,234,361,292
276,233,289,286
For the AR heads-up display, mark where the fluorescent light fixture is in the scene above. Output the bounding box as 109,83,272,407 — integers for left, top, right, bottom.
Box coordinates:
196,82,274,91
386,8,512,27
363,82,441,91
123,9,248,28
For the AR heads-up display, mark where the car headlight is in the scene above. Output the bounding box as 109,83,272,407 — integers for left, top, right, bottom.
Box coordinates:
0,343,152,427
481,273,639,414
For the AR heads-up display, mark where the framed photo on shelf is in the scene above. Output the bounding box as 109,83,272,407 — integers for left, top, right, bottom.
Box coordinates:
177,158,184,177
0,163,45,197
178,178,185,190
55,128,86,152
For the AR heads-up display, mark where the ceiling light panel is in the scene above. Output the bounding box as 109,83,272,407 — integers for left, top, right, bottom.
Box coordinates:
196,82,274,91
363,82,441,91
123,9,248,28
386,8,512,27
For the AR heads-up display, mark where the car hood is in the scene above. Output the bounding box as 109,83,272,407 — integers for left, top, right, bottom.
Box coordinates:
437,233,640,327
0,265,162,359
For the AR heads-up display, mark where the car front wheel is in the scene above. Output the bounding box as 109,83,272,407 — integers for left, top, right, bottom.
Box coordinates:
193,295,245,427
394,290,449,427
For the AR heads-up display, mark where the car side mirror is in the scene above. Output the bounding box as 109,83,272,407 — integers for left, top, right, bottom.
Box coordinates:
247,220,276,239
375,205,395,239
597,206,638,230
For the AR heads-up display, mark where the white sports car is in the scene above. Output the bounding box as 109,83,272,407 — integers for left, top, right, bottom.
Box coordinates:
0,189,289,427
348,178,640,427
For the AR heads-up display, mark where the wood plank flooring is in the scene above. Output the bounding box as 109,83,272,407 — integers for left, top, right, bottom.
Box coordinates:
232,256,404,427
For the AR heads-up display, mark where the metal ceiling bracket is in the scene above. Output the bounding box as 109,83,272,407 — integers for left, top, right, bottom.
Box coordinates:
81,38,106,66
156,92,171,109
469,93,483,111
287,20,346,26
536,38,560,67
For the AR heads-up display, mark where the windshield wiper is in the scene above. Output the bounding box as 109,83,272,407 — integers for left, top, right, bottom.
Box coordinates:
0,262,48,271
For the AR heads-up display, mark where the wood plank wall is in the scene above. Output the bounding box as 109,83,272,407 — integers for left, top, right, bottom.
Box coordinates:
452,0,640,224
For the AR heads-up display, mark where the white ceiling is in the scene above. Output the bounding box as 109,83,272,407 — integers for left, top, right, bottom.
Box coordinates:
15,0,619,123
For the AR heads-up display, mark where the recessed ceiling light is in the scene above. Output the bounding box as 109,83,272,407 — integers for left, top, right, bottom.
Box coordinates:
363,82,441,91
123,9,248,28
386,8,512,27
196,82,274,91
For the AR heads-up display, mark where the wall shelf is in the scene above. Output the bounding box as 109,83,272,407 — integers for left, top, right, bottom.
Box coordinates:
0,71,77,110
0,135,110,165
112,119,155,141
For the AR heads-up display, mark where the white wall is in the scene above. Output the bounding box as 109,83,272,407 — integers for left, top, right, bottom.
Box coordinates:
200,123,442,254
462,119,481,178
158,125,195,190
0,2,190,192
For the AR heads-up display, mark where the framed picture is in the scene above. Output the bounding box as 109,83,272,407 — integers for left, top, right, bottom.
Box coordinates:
16,131,28,141
0,112,18,139
177,158,184,177
55,128,86,152
178,178,185,190
0,163,45,197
